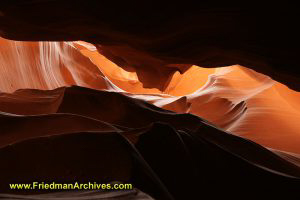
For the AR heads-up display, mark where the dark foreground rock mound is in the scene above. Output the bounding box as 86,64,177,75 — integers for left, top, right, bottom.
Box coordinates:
0,86,299,199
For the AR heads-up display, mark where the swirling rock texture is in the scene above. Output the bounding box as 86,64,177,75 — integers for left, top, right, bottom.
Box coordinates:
1,1,300,200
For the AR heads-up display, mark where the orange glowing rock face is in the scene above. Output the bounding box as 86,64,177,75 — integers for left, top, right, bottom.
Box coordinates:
75,41,216,96
1,37,300,155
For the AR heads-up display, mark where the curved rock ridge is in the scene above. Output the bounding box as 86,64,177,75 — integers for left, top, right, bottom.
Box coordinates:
0,86,300,199
139,66,300,154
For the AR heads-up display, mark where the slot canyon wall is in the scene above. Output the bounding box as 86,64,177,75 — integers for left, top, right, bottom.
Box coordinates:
1,2,300,199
